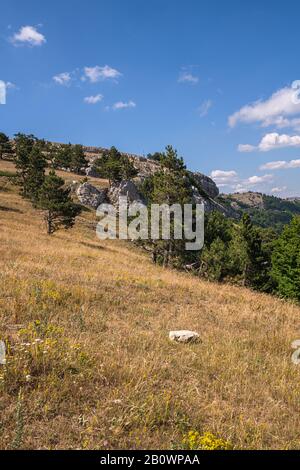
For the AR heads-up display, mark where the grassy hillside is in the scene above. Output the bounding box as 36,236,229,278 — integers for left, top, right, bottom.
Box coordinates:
1,169,300,450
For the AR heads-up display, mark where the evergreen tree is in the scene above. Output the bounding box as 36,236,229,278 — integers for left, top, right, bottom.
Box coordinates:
140,146,193,267
70,144,88,174
95,146,137,185
14,133,39,195
53,143,73,169
23,146,46,203
271,216,300,301
241,213,272,291
37,171,81,234
0,132,13,160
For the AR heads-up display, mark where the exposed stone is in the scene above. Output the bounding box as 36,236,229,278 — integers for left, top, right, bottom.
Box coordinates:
85,165,99,178
192,172,219,199
169,330,200,344
108,180,145,206
76,183,107,209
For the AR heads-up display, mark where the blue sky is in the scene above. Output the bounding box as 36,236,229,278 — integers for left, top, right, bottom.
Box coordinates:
1,0,300,197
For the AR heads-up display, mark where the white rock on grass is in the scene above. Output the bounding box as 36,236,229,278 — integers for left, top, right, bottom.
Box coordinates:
169,330,200,344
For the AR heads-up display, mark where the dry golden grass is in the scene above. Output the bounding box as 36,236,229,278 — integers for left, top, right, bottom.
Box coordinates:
1,164,300,450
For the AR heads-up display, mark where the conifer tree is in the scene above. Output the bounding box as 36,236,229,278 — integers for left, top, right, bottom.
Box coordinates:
241,213,272,291
271,216,300,301
70,144,88,174
53,143,73,169
37,170,81,234
141,146,193,267
14,133,40,196
0,132,12,160
95,146,137,185
23,146,47,203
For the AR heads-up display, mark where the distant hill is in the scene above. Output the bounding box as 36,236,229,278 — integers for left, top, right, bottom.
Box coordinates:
218,191,300,232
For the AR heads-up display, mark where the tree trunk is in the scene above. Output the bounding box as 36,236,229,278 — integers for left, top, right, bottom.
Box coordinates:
163,242,170,268
46,210,53,235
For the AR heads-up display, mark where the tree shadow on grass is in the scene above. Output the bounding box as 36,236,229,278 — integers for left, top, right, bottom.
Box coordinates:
0,205,23,213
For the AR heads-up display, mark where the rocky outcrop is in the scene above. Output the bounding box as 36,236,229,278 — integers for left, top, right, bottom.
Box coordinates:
85,165,99,178
192,172,219,199
76,183,107,209
107,180,145,206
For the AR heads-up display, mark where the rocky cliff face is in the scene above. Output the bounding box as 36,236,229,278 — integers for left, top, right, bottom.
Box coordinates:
80,145,219,198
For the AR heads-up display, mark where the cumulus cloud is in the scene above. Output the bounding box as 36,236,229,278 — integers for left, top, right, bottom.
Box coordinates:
12,25,46,46
84,94,103,104
112,100,136,110
83,65,122,83
198,100,213,117
238,132,300,152
210,170,238,185
178,71,199,84
260,159,300,170
271,186,287,194
53,72,71,86
247,174,273,184
211,169,274,193
228,83,300,129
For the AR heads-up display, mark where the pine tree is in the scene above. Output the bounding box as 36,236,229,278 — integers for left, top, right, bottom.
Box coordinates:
94,146,137,185
241,214,272,291
23,146,46,203
53,143,73,169
0,132,12,160
271,216,300,301
14,133,39,196
70,145,88,174
140,146,193,267
37,171,81,234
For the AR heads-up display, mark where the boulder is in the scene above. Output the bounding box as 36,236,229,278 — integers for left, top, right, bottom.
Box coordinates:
76,183,107,209
192,172,219,199
108,180,145,206
169,330,200,344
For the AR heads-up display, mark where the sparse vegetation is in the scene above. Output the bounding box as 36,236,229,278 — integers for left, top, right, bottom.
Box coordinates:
1,165,300,449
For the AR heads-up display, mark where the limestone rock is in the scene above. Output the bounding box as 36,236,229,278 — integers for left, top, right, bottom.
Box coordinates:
169,330,200,344
192,172,219,199
108,180,145,206
76,183,107,209
85,165,99,178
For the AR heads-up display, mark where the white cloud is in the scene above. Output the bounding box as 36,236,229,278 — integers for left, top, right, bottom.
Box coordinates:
210,170,238,185
198,100,212,117
84,94,103,104
178,72,199,84
238,132,300,152
112,100,136,110
83,65,122,83
230,174,274,193
53,72,71,86
260,159,300,170
271,186,287,194
247,174,273,184
12,25,46,46
238,144,256,153
228,84,300,128
212,169,274,193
